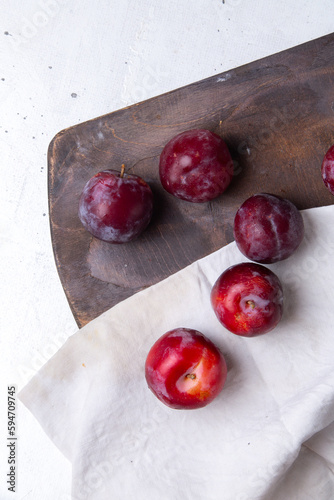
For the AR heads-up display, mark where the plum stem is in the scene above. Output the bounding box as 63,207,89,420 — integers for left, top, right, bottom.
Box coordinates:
246,300,255,309
120,164,125,178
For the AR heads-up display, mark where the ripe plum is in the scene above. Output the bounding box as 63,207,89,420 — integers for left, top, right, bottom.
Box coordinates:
78,168,153,243
159,129,233,202
321,144,334,195
211,262,283,337
145,328,227,409
233,193,304,263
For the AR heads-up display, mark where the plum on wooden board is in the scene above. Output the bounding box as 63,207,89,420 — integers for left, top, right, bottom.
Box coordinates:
233,193,304,264
145,328,227,409
211,262,283,337
321,144,334,195
78,167,153,243
159,128,233,202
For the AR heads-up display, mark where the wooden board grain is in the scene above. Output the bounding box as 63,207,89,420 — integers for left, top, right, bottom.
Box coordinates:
48,33,334,328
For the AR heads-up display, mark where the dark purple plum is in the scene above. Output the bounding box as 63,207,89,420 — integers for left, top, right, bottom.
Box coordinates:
78,168,153,243
233,193,304,264
321,144,334,195
159,129,233,203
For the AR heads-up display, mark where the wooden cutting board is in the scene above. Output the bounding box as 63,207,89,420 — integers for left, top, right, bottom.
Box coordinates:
48,33,334,328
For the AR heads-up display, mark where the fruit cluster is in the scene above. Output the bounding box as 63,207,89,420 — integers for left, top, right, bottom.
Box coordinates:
78,129,334,410
144,192,302,410
78,129,233,243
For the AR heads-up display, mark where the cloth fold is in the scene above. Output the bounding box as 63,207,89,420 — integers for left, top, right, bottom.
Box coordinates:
19,205,334,500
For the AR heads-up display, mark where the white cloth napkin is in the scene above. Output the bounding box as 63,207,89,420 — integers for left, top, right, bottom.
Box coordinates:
19,205,334,500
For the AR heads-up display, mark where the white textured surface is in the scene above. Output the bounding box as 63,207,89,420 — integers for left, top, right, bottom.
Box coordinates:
0,0,333,499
